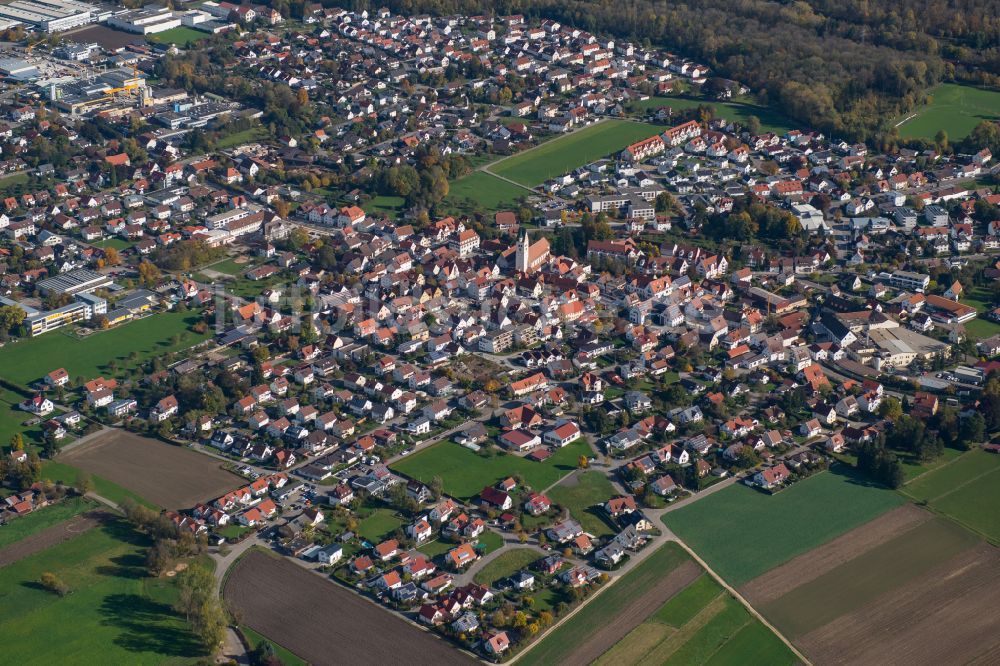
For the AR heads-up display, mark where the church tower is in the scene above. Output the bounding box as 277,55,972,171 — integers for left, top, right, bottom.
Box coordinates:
516,230,530,273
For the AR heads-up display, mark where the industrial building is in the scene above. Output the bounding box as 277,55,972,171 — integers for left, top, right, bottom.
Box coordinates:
107,6,181,34
0,57,39,81
0,0,104,33
35,268,113,296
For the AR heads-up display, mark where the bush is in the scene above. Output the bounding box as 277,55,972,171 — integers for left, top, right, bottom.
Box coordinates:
39,572,70,596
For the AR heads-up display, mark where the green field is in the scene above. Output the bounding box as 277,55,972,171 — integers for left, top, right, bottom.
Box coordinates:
0,311,211,387
519,542,690,666
547,471,618,537
652,575,722,627
896,84,1000,140
664,467,905,586
901,448,1000,542
964,318,1000,341
391,439,590,500
0,496,95,549
41,461,158,510
215,126,269,150
241,626,307,666
446,171,529,213
0,171,30,195
91,238,132,251
490,120,670,187
203,257,254,276
363,195,406,219
473,548,540,586
0,387,55,445
354,508,405,543
0,519,205,665
760,517,978,637
629,95,794,135
148,26,208,47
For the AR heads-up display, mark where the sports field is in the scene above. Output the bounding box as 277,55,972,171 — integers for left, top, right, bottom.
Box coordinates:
901,448,1000,542
629,96,794,135
446,171,529,212
0,519,206,665
0,311,211,387
391,438,590,500
663,467,905,585
895,83,1000,140
148,27,208,47
490,120,669,187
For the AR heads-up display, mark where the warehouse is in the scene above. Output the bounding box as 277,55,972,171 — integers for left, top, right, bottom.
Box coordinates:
0,57,39,81
0,0,100,33
36,268,113,296
107,7,181,34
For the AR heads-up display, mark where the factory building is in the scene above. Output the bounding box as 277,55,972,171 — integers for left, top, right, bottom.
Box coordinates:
0,0,103,33
107,6,182,34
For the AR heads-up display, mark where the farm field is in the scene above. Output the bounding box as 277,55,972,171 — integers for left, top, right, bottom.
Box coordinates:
224,550,473,665
738,503,1000,665
901,448,1000,542
0,518,206,665
518,542,700,666
473,548,540,586
391,438,591,500
489,120,669,187
0,496,95,550
58,430,242,510
0,311,211,387
663,467,905,586
40,460,156,509
629,95,795,134
446,171,529,213
895,83,1000,140
547,470,618,537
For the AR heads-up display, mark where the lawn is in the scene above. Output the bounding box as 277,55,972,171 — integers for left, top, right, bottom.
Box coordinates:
759,517,979,637
0,170,29,194
547,471,619,537
354,508,405,543
490,120,669,187
664,466,906,586
0,387,58,446
446,171,529,213
391,439,591,500
895,83,1000,140
91,238,132,251
835,445,963,483
0,519,206,665
964,317,1000,341
241,626,307,666
148,26,208,47
41,461,158,509
518,542,691,666
473,548,540,586
628,95,794,135
203,257,254,276
901,448,1000,543
0,496,95,549
477,529,504,555
363,195,406,219
215,126,269,150
0,311,211,388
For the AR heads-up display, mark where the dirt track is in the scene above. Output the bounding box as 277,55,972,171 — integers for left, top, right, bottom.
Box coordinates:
739,505,930,606
0,510,111,568
224,551,474,666
60,430,242,509
797,544,1000,665
553,560,702,666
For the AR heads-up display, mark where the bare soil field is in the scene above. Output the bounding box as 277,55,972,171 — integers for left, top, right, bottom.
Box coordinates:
60,430,242,509
552,560,702,666
0,510,111,568
224,551,474,666
740,504,930,606
796,543,1000,665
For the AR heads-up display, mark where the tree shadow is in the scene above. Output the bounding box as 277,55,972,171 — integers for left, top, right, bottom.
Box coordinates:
99,593,204,658
99,518,152,548
95,553,148,580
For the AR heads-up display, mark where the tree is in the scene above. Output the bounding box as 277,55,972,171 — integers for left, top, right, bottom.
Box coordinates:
10,433,24,451
429,475,443,500
578,455,589,469
0,305,26,333
138,260,161,288
78,472,94,494
959,412,986,449
878,397,903,422
103,247,121,266
39,571,70,596
176,564,226,652
248,640,284,666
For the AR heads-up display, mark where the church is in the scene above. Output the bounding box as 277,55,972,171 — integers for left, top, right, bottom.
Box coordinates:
515,231,551,273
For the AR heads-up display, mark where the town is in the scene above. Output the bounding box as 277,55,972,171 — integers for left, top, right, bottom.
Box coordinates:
1,5,1000,666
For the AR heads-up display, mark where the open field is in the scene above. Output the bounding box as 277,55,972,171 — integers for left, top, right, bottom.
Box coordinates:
148,26,209,47
354,507,405,543
629,95,795,134
0,518,206,664
519,542,698,666
895,83,1000,140
547,470,618,537
0,496,96,552
90,237,132,251
59,430,242,509
215,126,269,150
490,120,669,187
0,311,211,387
473,548,540,586
0,388,54,445
901,448,1000,542
391,438,590,500
363,194,406,219
224,550,473,665
663,467,905,586
41,460,156,509
446,171,529,212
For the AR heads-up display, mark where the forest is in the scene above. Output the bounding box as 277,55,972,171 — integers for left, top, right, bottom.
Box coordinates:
341,0,1000,143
